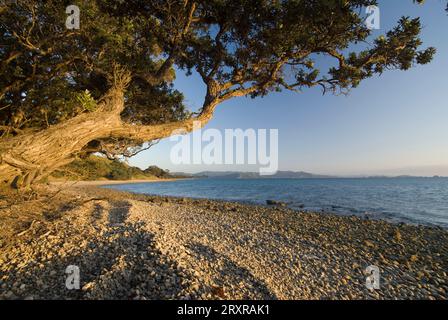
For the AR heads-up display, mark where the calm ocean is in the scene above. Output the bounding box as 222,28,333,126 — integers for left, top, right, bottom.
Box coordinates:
103,178,448,228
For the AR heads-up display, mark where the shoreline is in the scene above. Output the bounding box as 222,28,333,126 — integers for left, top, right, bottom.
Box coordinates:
0,184,447,300
49,177,186,187
91,180,447,230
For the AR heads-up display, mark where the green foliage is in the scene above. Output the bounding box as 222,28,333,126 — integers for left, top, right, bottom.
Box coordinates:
0,0,187,134
0,0,441,149
75,90,97,112
144,166,171,178
106,162,133,180
52,156,117,180
51,155,172,181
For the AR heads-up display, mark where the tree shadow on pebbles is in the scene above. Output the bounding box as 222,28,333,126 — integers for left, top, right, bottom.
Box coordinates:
0,201,191,300
187,242,277,299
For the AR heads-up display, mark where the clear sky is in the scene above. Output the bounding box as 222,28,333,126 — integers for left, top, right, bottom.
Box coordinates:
129,1,448,176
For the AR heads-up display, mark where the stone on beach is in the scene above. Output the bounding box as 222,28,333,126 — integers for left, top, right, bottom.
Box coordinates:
0,185,447,300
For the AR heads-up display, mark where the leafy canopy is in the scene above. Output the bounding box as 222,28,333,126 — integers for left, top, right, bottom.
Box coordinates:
0,0,437,157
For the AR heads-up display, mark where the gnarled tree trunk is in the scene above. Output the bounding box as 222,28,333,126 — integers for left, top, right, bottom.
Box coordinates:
0,76,221,189
0,87,124,188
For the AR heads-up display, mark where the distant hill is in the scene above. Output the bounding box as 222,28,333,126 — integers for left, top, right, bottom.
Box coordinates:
58,161,443,182
50,155,180,181
176,171,444,179
178,170,336,179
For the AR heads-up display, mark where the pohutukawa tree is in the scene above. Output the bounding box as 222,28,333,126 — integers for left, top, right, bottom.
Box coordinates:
0,0,437,188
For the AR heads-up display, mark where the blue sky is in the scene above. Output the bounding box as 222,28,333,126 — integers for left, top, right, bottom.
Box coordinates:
129,1,448,176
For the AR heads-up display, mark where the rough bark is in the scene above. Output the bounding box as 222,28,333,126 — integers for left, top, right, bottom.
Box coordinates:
0,78,221,189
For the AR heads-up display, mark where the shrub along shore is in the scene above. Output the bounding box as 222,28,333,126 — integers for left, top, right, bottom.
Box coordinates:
0,184,447,300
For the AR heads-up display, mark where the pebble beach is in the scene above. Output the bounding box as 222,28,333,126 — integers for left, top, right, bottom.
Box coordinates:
0,185,447,300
